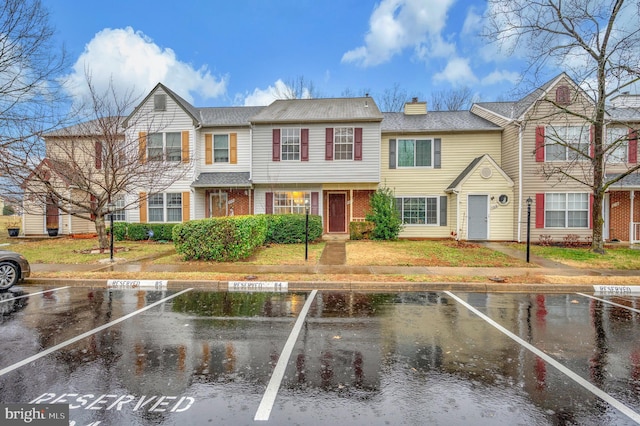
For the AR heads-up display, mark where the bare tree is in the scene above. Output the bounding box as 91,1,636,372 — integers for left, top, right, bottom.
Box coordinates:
378,83,411,112
275,76,320,99
3,74,192,249
485,0,640,253
0,0,68,156
430,87,477,111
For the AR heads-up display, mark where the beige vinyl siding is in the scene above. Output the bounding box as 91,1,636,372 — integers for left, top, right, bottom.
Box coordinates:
381,132,502,194
454,160,514,241
383,131,505,239
251,122,381,184
518,78,596,242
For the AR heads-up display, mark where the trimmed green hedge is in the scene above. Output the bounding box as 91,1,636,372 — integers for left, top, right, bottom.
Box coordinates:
265,214,323,244
112,222,177,241
172,215,267,261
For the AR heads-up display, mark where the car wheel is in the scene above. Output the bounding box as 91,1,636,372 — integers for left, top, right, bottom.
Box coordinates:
0,262,19,290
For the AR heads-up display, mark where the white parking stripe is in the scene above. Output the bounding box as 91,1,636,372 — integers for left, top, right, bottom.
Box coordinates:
577,293,640,314
254,289,318,422
0,286,70,304
445,291,640,424
0,288,193,377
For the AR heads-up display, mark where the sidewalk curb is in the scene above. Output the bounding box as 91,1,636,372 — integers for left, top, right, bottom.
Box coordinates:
23,277,597,294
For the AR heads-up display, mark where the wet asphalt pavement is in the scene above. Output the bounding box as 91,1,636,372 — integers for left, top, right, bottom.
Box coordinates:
0,285,639,425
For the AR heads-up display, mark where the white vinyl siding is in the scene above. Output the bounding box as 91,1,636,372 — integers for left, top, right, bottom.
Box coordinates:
251,123,380,184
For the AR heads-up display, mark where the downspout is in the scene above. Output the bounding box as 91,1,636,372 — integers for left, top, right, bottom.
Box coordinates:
516,123,524,243
453,189,460,241
249,125,253,215
192,123,202,221
631,191,635,243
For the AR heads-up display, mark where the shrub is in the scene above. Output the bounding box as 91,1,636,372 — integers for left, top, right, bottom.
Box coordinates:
112,222,177,241
264,214,322,244
563,234,581,248
365,186,403,240
172,215,267,261
349,221,374,240
538,234,553,246
2,205,15,216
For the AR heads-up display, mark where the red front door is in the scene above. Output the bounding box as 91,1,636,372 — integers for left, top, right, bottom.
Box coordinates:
328,193,346,233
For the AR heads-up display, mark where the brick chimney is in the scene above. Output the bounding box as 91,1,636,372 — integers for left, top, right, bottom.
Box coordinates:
404,97,427,115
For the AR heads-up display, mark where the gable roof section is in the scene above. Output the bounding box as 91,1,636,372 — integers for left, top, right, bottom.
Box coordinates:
123,83,200,128
446,154,514,192
382,111,501,132
474,72,583,122
251,97,383,124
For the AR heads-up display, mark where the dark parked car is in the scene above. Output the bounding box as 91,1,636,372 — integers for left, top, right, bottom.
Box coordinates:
0,250,30,290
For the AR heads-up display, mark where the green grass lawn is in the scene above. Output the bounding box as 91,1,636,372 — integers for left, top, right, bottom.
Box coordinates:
510,243,640,269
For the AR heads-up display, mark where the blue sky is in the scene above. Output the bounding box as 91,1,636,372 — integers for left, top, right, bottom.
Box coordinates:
45,0,524,109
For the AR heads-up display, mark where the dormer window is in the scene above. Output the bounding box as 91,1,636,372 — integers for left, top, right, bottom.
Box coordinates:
154,94,166,111
555,85,571,106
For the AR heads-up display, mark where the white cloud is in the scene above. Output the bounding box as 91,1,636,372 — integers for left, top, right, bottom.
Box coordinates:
242,79,313,106
433,57,478,86
62,27,227,105
462,7,482,37
342,0,456,67
481,70,521,86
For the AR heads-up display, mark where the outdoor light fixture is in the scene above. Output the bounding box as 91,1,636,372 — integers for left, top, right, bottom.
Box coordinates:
526,197,533,263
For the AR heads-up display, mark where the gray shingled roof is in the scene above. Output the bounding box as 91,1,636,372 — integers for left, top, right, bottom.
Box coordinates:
606,173,640,188
475,74,562,120
382,111,501,132
446,156,484,191
191,172,251,188
199,107,264,127
43,117,126,137
251,97,383,123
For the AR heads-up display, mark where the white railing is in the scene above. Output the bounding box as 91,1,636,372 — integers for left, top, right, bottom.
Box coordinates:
633,223,640,244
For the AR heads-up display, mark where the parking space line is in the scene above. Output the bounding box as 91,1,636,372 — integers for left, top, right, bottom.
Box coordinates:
0,288,193,377
445,291,640,424
0,286,70,304
254,289,318,422
577,293,640,314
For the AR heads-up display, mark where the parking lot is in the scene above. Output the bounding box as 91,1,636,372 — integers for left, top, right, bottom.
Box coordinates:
0,285,639,425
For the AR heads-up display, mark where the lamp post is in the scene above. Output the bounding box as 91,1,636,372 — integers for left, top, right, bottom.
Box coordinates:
107,202,115,262
526,197,532,263
305,199,309,261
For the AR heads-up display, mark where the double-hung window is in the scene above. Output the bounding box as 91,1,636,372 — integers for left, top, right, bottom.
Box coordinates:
281,128,300,161
397,139,432,167
606,127,628,163
214,134,229,163
334,127,354,160
545,126,589,161
544,193,588,228
395,196,439,225
273,191,310,214
148,132,182,162
107,197,126,222
148,193,183,222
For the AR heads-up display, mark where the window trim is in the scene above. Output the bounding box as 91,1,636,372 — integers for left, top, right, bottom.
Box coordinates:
396,138,433,168
147,132,183,162
272,191,311,214
395,196,440,226
334,127,354,161
147,192,183,223
544,125,590,162
213,133,230,163
107,197,126,222
606,127,629,163
280,128,301,161
544,192,589,229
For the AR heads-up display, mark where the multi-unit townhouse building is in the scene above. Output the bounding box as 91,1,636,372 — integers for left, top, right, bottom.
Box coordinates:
22,73,640,244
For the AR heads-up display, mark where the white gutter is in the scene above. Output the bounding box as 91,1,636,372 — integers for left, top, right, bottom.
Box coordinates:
516,123,524,242
454,189,460,241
